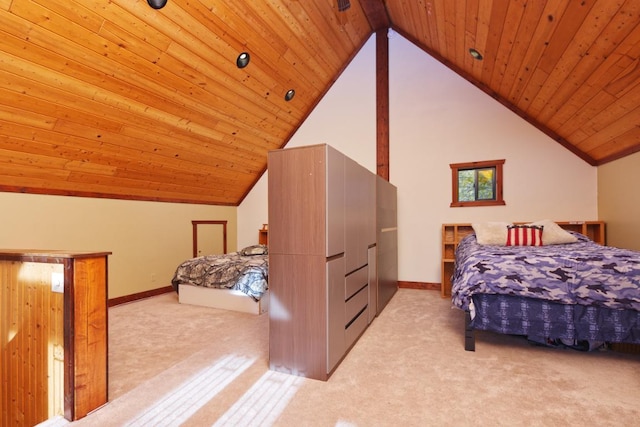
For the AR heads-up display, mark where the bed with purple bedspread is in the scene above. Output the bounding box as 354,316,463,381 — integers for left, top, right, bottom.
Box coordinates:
171,245,268,301
452,232,640,350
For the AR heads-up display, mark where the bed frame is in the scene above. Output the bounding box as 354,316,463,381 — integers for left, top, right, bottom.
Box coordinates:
178,284,269,315
442,221,606,351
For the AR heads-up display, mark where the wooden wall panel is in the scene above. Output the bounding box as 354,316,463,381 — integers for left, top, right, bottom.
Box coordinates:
0,261,64,426
1,251,109,424
69,257,108,419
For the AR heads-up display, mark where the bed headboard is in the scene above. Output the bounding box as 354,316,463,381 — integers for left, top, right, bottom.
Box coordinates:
440,221,605,298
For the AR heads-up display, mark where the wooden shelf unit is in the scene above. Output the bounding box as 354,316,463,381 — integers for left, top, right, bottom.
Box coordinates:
441,224,474,298
258,225,268,245
441,221,605,298
558,221,606,245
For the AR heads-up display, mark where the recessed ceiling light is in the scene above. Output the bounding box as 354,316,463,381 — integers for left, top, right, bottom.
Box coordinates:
236,52,250,68
284,89,295,101
147,0,167,9
469,48,483,60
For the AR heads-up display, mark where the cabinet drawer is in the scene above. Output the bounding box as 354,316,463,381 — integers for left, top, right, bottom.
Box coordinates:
345,265,368,300
345,305,368,349
345,285,368,324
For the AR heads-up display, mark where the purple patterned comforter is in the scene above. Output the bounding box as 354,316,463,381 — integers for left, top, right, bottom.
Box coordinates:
171,252,268,301
452,232,640,312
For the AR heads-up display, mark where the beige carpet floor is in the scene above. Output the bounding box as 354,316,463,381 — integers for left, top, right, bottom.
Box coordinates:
67,289,639,426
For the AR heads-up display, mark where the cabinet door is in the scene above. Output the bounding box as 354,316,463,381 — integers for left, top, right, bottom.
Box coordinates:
344,157,372,272
268,145,327,256
377,178,398,311
326,145,345,258
368,246,378,322
326,256,345,373
269,253,328,379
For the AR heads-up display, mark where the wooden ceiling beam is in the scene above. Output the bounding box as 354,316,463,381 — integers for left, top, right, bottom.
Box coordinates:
376,29,389,181
360,0,390,31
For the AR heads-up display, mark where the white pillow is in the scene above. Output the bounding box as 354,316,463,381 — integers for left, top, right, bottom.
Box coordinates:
239,244,268,256
472,222,511,245
528,219,578,245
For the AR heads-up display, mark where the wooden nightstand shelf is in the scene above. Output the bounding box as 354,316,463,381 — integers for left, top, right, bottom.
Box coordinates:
441,224,474,298
441,221,605,298
258,224,268,245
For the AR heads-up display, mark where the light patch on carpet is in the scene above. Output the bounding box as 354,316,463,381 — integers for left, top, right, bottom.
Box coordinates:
35,416,69,427
123,354,256,426
212,370,304,426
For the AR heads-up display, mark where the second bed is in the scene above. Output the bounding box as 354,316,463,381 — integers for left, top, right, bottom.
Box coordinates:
171,244,269,314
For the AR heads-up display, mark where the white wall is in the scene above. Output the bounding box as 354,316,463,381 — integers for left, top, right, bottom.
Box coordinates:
238,32,598,284
0,192,236,298
238,35,377,247
388,32,597,282
598,150,640,250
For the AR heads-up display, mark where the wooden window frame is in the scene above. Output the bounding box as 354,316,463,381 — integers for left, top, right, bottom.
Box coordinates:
450,159,505,207
192,220,227,257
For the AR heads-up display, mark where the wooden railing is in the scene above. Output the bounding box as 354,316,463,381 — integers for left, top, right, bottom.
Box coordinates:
0,250,110,425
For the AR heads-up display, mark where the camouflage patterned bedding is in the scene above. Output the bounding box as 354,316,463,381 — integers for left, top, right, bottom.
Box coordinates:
452,232,640,312
171,252,268,301
469,293,640,344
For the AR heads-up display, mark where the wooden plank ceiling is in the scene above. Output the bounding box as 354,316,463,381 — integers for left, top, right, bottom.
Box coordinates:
0,0,639,205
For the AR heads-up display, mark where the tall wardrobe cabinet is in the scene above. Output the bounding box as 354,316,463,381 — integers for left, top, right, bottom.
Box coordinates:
268,144,396,381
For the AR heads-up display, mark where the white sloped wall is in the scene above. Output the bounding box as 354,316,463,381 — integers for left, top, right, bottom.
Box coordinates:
239,32,597,285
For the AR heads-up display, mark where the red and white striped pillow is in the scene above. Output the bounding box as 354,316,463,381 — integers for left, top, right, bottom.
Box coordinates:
506,225,544,246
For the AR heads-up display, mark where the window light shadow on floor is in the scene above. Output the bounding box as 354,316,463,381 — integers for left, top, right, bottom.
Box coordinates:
124,354,256,426
212,369,304,426
38,355,334,426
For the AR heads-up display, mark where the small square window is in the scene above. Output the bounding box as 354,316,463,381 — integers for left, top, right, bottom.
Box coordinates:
450,159,505,207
